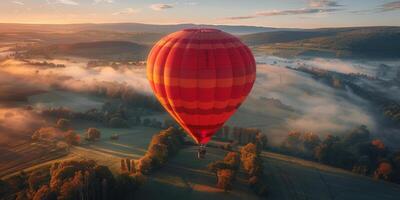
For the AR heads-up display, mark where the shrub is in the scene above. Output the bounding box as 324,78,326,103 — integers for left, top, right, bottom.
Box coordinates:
223,152,240,170
108,117,129,128
32,127,63,141
8,171,28,191
110,133,119,140
138,127,184,174
240,142,267,197
64,130,80,145
114,172,146,200
374,160,393,181
220,143,232,151
255,132,268,150
207,161,231,175
28,171,49,191
32,185,56,200
138,155,153,174
217,169,234,191
85,128,101,141
35,160,141,200
208,151,241,191
315,142,355,170
56,118,70,131
0,179,10,198
302,132,321,153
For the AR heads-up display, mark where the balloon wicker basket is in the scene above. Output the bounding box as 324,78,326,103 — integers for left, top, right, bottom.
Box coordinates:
197,144,207,159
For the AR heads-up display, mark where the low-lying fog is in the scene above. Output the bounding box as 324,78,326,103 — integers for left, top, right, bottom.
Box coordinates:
0,56,399,147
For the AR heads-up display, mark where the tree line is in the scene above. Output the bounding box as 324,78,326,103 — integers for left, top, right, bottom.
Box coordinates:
278,125,400,184
0,160,145,200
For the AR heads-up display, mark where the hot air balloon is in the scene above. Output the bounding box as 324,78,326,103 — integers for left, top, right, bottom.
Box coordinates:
147,28,256,157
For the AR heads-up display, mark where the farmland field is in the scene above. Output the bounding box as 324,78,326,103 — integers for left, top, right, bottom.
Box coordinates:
71,126,162,172
136,146,400,200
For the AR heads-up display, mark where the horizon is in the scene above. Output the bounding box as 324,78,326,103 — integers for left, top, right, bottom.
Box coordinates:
1,21,399,30
1,0,400,28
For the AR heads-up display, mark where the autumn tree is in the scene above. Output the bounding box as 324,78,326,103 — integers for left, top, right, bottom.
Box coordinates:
391,152,400,184
302,132,321,155
344,125,370,146
352,155,371,175
0,180,10,199
374,160,393,181
314,137,355,170
114,173,146,200
255,132,268,151
28,171,48,192
32,185,56,200
64,130,80,145
85,128,101,141
56,118,70,131
281,131,303,154
217,169,234,191
138,127,184,174
240,142,268,197
223,152,240,171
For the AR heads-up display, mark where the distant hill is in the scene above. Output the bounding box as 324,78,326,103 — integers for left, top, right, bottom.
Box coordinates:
240,26,400,58
0,30,164,45
28,41,149,60
0,23,282,35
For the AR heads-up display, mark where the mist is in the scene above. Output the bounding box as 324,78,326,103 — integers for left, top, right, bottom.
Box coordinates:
0,59,151,95
0,56,398,146
230,56,391,145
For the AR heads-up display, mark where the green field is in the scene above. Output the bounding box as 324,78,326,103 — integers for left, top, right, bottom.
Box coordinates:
135,146,400,200
135,146,260,200
71,126,162,172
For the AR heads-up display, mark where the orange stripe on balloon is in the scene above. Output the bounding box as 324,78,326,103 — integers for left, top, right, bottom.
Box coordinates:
177,111,235,126
148,74,255,88
154,95,246,109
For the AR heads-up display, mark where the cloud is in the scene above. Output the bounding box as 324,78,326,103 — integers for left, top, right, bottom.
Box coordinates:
232,57,379,145
225,8,340,20
112,8,140,15
256,8,340,16
350,1,400,14
224,0,343,20
184,2,198,6
308,0,342,8
51,0,79,6
150,3,174,11
93,0,114,4
225,15,257,20
381,1,400,12
11,1,24,5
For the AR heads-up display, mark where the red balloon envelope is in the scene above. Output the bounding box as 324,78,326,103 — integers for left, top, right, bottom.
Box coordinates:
147,28,256,144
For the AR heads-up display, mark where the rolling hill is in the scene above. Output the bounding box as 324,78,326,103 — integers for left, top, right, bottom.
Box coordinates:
240,26,400,58
27,41,149,60
0,30,164,45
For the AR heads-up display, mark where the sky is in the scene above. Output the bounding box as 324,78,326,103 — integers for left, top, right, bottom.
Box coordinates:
1,0,400,28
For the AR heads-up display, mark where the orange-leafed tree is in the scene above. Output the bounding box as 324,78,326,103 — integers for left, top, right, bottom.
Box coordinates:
374,160,393,181
217,169,234,192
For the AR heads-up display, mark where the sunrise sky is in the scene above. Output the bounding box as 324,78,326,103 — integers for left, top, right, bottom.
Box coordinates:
1,0,400,28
